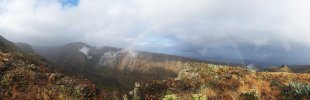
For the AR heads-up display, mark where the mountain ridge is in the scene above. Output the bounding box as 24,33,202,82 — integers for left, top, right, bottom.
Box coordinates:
0,35,121,99
15,42,310,92
1,35,309,99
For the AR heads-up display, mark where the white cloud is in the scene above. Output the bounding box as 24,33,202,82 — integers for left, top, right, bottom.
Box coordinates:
1,0,310,65
79,46,92,59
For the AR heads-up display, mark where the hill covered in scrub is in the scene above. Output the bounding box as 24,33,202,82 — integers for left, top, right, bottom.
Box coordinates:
30,42,214,91
0,36,121,99
128,62,310,100
1,35,310,99
263,64,310,73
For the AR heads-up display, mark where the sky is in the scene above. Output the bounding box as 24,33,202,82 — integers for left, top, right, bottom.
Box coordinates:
1,0,310,66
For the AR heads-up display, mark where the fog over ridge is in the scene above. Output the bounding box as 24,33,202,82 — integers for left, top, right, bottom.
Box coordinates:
1,0,310,66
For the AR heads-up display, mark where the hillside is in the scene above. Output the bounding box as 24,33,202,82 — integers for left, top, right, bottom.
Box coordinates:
31,43,204,91
128,62,310,100
15,43,35,53
2,35,310,99
0,36,120,99
288,65,310,73
262,64,310,73
30,42,248,92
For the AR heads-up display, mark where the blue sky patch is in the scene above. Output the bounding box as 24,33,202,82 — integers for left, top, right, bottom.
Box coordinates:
58,0,79,7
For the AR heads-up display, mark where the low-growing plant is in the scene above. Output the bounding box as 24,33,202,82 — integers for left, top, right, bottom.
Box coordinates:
209,78,240,92
191,94,207,100
38,85,59,100
163,94,179,100
207,94,233,100
239,89,260,100
1,67,34,87
270,80,282,87
282,82,310,99
58,85,83,98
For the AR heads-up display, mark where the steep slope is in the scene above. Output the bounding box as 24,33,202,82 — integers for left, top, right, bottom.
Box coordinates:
32,43,192,91
33,42,99,74
129,62,310,100
0,36,120,99
31,42,247,92
15,42,35,53
0,36,20,52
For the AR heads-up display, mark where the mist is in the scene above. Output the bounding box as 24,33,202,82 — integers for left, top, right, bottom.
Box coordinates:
1,0,310,66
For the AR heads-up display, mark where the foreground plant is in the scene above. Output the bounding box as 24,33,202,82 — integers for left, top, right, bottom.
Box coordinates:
191,94,207,100
163,94,179,100
239,89,259,100
282,82,310,99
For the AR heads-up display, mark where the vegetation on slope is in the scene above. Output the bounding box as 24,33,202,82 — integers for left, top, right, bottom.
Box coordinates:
2,35,309,99
262,64,310,74
0,36,121,99
127,62,310,100
33,43,186,92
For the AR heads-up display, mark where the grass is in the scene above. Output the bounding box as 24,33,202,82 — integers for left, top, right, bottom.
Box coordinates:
129,62,310,99
0,51,121,99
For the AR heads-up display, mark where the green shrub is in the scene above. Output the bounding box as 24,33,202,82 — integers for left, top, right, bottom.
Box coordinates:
163,94,179,100
270,80,281,87
191,94,207,100
239,89,259,100
58,85,83,98
282,82,310,99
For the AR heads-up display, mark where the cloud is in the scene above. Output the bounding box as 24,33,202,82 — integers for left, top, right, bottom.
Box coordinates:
1,0,310,65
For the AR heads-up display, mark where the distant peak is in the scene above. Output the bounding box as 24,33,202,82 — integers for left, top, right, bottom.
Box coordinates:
67,42,88,45
65,42,91,48
15,42,31,46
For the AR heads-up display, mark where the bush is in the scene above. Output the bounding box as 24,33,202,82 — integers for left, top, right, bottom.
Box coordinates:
58,85,83,98
191,94,207,100
210,79,240,92
1,67,34,87
239,89,259,100
270,80,281,87
163,94,179,100
282,82,310,99
207,94,233,100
